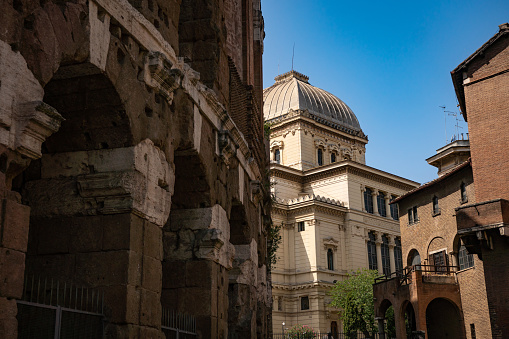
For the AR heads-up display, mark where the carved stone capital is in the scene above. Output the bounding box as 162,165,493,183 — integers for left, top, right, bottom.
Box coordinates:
282,222,295,230
218,130,238,166
145,51,184,104
13,101,64,159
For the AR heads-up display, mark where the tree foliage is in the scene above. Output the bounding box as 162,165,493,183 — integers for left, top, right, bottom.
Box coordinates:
267,221,282,270
329,268,379,336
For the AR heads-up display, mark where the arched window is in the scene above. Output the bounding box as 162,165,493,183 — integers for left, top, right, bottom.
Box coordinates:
367,232,378,270
364,188,373,214
274,148,280,164
331,152,336,163
317,148,324,166
327,248,334,270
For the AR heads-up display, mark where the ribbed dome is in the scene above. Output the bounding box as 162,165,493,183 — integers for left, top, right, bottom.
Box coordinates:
263,71,361,132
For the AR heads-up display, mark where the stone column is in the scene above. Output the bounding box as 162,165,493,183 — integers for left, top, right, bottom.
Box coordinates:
375,232,383,275
385,195,391,219
376,317,386,339
372,189,379,216
389,235,396,273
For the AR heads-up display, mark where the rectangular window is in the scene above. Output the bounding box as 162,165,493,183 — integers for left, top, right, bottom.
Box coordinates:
381,235,391,276
429,250,448,273
408,208,413,224
432,196,440,216
298,221,305,232
327,248,334,270
459,244,474,270
364,188,373,214
394,238,403,272
301,296,309,310
390,195,399,220
461,183,468,203
367,232,378,270
413,206,418,223
377,192,386,217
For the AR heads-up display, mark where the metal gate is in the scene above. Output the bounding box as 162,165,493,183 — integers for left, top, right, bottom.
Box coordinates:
161,308,197,339
17,276,104,339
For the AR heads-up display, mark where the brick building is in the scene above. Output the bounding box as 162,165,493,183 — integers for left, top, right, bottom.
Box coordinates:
373,22,509,339
452,22,509,338
0,0,270,338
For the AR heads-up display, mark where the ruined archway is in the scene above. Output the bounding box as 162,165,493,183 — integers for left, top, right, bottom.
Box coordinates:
13,62,173,336
426,298,463,339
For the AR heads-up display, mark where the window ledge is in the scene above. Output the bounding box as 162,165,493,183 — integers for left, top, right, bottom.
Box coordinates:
457,265,475,273
432,211,441,217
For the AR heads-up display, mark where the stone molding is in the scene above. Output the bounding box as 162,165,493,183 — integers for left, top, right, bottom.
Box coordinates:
323,237,339,250
13,102,64,159
91,0,258,179
218,130,238,166
27,139,173,226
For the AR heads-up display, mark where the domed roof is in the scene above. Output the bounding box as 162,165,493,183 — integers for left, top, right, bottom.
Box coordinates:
263,71,362,133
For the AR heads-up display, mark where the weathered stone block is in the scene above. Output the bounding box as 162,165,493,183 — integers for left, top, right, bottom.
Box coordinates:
102,214,135,251
142,255,162,292
161,261,186,289
139,289,161,327
143,221,162,260
0,198,30,252
75,251,130,286
0,248,25,298
70,217,104,253
185,260,212,288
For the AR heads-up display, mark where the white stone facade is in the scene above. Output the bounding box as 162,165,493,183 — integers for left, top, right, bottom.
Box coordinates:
264,71,418,334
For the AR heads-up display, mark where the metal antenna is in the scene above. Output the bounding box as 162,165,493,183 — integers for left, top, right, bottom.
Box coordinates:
291,43,295,71
440,105,461,143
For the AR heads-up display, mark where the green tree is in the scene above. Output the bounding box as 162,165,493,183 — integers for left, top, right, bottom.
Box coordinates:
329,268,379,337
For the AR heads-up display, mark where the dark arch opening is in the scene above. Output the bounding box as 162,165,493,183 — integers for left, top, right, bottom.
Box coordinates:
403,301,417,337
426,298,463,339
380,300,396,339
407,249,421,267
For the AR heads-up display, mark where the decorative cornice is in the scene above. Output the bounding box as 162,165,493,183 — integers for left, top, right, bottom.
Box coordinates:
272,282,335,291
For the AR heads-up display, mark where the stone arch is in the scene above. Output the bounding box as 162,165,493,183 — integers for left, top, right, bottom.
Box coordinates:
12,58,175,337
401,300,417,335
425,298,464,338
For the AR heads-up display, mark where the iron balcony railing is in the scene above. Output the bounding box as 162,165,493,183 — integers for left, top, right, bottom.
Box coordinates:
374,264,460,286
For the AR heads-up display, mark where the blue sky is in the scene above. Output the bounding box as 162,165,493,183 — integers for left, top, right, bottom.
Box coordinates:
262,0,509,184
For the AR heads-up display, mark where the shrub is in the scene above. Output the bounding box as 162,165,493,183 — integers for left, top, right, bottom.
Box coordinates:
285,324,316,338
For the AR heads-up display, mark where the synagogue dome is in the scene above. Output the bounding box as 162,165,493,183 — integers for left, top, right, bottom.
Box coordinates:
263,71,362,134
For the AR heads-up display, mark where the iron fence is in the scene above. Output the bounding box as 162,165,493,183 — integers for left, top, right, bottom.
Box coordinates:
271,333,380,339
17,275,104,339
161,308,197,339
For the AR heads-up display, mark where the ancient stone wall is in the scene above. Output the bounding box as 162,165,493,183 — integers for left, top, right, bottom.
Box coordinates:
0,0,269,338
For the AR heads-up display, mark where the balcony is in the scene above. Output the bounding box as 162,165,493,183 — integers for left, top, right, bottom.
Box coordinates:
373,265,463,339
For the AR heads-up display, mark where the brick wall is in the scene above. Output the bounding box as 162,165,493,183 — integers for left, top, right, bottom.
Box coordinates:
463,36,509,202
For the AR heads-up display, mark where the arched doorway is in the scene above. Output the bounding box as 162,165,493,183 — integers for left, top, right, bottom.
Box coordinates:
426,298,463,338
404,301,416,337
331,321,338,339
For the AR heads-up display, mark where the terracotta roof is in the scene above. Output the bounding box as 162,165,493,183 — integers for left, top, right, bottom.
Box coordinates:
390,159,471,204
